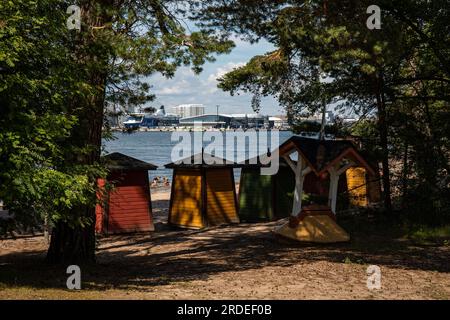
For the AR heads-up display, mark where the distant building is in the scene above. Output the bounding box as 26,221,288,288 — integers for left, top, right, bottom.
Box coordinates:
297,111,335,124
155,113,180,127
178,113,274,129
118,104,294,130
256,115,291,130
179,114,231,127
172,104,205,118
269,116,284,129
228,113,267,129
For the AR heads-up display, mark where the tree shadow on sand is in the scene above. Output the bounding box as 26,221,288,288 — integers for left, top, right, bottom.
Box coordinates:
0,217,449,291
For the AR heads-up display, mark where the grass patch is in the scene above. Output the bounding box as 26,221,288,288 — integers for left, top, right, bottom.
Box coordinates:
407,225,450,245
342,256,365,265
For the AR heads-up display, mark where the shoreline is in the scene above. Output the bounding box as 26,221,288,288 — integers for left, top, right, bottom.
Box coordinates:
110,128,293,132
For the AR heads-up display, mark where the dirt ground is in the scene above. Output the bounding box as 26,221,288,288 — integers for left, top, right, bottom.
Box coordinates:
0,188,449,300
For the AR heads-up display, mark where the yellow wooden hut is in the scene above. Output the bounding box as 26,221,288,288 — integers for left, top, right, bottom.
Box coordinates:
165,152,240,229
345,167,381,207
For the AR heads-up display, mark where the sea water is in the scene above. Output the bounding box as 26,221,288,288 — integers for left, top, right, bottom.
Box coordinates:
102,130,293,181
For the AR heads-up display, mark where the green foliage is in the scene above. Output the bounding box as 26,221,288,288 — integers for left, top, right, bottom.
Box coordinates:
292,121,344,137
0,0,98,231
197,0,450,226
0,0,235,236
105,1,234,109
301,193,329,206
407,225,450,245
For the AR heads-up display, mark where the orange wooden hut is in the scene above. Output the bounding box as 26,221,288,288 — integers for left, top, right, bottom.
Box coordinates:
95,152,157,234
165,152,240,229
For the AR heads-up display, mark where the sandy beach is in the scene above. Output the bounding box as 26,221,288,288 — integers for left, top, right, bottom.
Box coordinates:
0,187,449,300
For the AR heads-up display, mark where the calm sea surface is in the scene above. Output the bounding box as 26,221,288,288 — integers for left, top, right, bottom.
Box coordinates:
103,130,293,180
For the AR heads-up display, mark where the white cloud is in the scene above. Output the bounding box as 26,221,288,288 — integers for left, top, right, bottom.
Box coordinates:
153,62,245,97
212,61,245,80
157,79,192,95
146,38,283,115
205,62,245,93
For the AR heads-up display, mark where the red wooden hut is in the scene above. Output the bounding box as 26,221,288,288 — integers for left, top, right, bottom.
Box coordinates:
95,152,157,234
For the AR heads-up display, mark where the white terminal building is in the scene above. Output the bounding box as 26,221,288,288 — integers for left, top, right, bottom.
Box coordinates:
178,113,284,129
171,104,205,118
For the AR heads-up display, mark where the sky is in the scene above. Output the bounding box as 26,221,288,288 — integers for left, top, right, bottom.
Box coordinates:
149,37,285,116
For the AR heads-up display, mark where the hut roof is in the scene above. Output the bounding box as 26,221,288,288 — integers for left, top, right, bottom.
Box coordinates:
165,152,237,168
103,152,158,171
279,136,375,175
238,153,290,168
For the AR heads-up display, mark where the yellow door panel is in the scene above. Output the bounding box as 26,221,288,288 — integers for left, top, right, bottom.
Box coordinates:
170,169,204,228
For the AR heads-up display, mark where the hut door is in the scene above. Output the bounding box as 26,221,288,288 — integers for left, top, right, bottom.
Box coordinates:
170,169,204,228
205,169,239,226
346,167,368,207
239,169,273,222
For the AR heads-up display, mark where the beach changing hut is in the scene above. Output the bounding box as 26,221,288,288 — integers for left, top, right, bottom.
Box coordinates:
165,152,240,229
274,136,376,243
344,167,382,207
238,156,295,222
95,152,157,234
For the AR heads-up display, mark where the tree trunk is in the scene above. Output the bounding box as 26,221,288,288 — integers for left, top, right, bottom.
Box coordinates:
46,75,105,263
47,213,96,264
375,72,392,214
47,72,106,264
401,141,409,207
47,1,112,264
